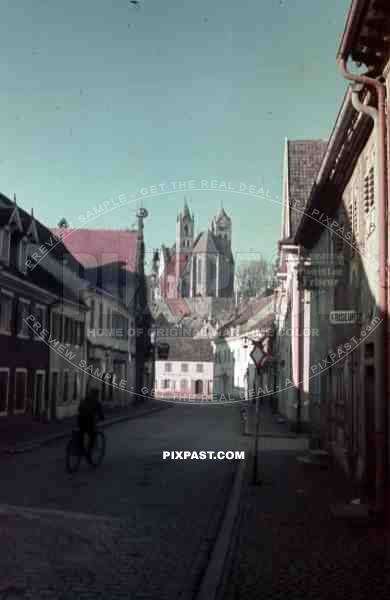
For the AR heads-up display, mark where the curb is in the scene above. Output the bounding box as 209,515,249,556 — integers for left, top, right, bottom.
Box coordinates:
194,453,247,600
0,403,170,457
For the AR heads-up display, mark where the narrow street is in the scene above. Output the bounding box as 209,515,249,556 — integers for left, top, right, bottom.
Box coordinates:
0,404,244,600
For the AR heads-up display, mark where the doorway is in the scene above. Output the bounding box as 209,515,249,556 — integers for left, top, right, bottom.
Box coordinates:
365,365,375,500
195,380,203,394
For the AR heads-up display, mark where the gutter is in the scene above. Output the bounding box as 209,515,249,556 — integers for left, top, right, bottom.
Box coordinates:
338,0,368,61
337,55,388,519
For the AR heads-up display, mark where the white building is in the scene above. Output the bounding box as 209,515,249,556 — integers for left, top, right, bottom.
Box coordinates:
154,337,214,399
213,294,274,400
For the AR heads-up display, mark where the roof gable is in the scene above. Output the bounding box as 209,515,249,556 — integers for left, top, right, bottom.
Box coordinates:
192,231,219,254
51,228,139,272
287,140,327,237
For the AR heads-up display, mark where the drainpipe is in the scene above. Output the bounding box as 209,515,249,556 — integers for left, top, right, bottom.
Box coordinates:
337,57,388,518
292,246,304,433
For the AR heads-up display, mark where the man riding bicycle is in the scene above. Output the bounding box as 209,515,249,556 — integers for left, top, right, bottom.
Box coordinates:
78,387,105,453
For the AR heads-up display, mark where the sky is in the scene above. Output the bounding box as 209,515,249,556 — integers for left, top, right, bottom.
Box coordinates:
0,0,351,268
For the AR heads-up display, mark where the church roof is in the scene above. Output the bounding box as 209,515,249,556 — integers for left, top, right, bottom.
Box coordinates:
192,231,219,255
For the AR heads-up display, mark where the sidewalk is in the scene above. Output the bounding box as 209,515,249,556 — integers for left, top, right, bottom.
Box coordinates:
223,405,390,600
243,400,303,438
0,398,171,456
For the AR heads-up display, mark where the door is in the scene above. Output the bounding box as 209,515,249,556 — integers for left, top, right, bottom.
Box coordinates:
365,365,375,500
195,380,203,395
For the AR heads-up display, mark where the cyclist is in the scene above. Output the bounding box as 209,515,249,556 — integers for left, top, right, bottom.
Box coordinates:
78,386,105,453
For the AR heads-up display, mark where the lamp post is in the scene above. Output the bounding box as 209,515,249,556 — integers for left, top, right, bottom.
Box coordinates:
150,324,157,397
103,348,111,403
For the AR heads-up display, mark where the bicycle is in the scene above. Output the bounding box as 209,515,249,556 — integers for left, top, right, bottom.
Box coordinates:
65,429,106,473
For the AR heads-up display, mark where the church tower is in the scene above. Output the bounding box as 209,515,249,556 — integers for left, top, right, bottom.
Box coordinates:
211,206,232,254
175,198,194,297
176,198,194,252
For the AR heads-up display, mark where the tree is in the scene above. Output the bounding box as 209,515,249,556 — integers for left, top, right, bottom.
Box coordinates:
236,257,273,300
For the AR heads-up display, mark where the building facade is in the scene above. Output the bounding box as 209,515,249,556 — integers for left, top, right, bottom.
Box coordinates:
0,194,88,420
274,0,390,516
213,294,274,400
154,337,214,399
84,285,130,405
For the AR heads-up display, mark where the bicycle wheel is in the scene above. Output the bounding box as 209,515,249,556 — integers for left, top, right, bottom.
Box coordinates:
88,431,106,467
66,434,82,473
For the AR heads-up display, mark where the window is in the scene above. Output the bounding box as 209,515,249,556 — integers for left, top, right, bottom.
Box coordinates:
181,363,188,373
89,299,95,329
0,290,14,334
73,372,80,401
17,298,30,337
0,227,10,264
165,362,172,372
63,371,69,403
76,321,84,346
162,379,170,389
63,316,69,343
18,238,28,273
14,369,27,413
33,371,45,417
0,369,9,415
52,312,62,341
49,371,59,418
33,304,46,340
197,257,202,285
70,319,76,345
364,166,374,213
196,363,203,373
364,166,375,235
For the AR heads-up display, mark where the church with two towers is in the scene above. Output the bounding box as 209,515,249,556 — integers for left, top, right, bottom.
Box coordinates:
153,199,235,319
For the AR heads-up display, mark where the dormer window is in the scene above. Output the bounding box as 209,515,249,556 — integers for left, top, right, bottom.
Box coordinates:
18,238,29,274
0,227,11,265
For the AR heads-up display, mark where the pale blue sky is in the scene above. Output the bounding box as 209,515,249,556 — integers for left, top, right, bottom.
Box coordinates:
0,0,351,267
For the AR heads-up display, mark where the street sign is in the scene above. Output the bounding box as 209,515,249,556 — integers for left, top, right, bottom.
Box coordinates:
329,310,361,324
250,336,273,371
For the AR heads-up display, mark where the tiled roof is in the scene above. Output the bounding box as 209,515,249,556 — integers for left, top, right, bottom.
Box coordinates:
51,228,138,272
287,140,327,237
220,294,274,335
0,194,81,268
158,336,214,362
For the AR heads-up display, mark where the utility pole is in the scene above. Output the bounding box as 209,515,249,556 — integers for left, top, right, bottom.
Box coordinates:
252,386,262,485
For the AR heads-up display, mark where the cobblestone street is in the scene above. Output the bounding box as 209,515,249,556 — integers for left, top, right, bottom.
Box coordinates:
0,404,244,600
223,405,390,600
